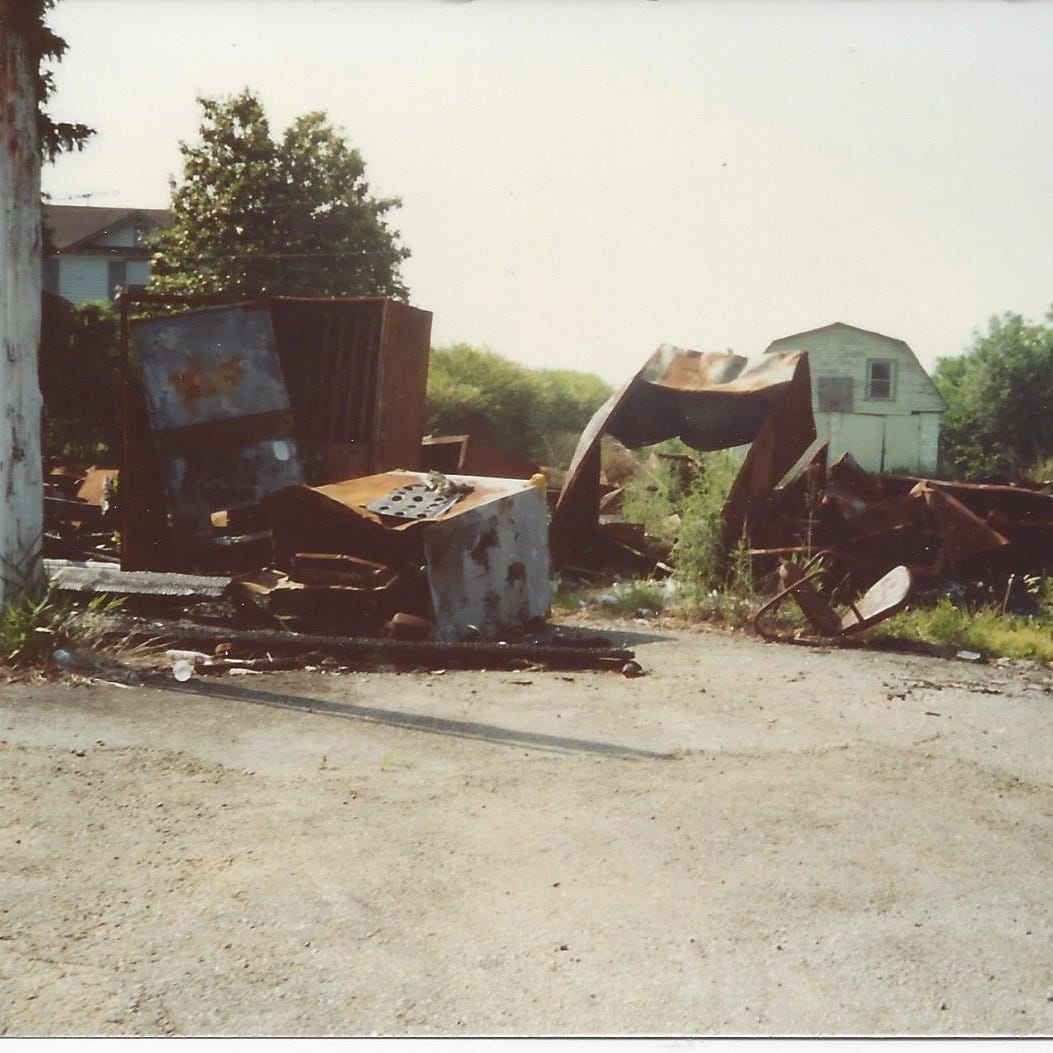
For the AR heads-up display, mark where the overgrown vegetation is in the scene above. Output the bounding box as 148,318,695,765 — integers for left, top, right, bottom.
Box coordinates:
935,308,1053,481
0,551,123,668
39,297,122,460
569,442,1053,660
425,343,611,466
868,580,1053,662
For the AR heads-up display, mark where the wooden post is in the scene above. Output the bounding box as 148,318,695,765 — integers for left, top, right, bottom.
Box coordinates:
0,0,43,605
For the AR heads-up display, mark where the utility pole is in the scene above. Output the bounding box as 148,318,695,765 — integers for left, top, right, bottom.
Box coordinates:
0,0,44,606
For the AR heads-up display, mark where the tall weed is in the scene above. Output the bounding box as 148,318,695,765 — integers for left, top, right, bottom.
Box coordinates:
671,450,746,595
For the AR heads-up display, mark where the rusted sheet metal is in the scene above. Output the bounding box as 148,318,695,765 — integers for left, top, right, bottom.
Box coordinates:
751,449,1053,584
268,297,431,479
552,346,815,555
131,303,303,540
230,564,427,634
120,294,432,572
424,482,550,643
421,434,540,480
266,471,550,641
721,351,816,546
818,453,1030,578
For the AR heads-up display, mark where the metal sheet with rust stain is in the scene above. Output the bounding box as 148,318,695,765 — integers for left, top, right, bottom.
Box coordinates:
423,484,550,643
131,303,304,538
267,471,550,641
552,345,815,553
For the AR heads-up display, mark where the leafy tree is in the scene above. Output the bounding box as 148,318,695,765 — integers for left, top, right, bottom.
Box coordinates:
934,311,1053,481
149,89,409,298
425,344,612,466
26,0,94,161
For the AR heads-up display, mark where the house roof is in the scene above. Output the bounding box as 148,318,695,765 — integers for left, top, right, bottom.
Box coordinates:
764,321,946,411
43,205,171,252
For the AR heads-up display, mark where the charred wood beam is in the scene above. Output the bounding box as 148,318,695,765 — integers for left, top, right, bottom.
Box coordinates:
118,622,637,673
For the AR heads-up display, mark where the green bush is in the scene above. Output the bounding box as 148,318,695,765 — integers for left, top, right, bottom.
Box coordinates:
671,450,748,597
620,449,690,543
39,297,122,460
425,344,611,467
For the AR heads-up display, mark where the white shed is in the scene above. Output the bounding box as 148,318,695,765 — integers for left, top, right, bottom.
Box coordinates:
764,322,946,476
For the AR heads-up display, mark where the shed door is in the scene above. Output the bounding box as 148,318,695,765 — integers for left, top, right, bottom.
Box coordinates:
830,414,885,473
882,415,922,474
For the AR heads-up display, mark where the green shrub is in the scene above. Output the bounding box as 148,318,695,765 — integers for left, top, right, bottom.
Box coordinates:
619,455,683,542
39,298,122,460
425,343,611,467
671,450,747,597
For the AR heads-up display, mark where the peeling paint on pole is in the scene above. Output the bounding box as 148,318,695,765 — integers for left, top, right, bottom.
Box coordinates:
0,0,44,604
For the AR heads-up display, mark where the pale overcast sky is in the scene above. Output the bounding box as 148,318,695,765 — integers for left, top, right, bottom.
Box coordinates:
41,0,1053,384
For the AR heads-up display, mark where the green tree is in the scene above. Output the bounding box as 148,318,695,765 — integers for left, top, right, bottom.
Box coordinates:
29,0,94,161
425,344,612,466
149,89,409,298
934,311,1053,480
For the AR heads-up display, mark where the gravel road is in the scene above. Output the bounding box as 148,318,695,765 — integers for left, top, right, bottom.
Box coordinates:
2,622,1052,1036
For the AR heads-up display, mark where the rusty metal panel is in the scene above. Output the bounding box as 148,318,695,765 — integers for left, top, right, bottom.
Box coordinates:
374,300,432,473
269,297,385,448
423,480,550,643
421,434,540,479
552,345,815,555
131,303,302,538
268,297,432,481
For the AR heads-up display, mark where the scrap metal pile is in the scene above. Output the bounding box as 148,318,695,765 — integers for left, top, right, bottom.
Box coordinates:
44,310,1052,666
750,446,1053,584
40,294,635,675
551,343,1053,607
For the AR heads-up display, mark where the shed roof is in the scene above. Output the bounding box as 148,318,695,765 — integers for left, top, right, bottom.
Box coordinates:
43,205,171,251
764,321,946,411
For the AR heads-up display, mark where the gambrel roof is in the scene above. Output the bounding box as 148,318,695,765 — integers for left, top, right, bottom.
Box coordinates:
764,321,946,411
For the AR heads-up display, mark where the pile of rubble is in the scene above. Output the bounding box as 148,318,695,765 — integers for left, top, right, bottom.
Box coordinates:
43,304,1052,666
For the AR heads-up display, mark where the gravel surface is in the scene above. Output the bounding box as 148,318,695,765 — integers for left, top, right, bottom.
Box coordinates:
2,621,1053,1036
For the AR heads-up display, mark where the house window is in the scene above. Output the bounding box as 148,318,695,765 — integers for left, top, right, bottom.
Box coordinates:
866,359,895,400
107,260,127,299
42,257,59,295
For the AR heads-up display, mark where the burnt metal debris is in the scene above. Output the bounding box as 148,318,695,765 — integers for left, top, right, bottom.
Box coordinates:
552,345,817,561
749,449,1053,585
43,463,120,561
91,292,561,657
262,470,550,642
120,294,432,573
115,622,638,675
752,555,913,643
43,307,1053,668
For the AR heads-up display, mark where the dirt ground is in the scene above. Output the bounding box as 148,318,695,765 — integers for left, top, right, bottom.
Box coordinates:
2,618,1053,1037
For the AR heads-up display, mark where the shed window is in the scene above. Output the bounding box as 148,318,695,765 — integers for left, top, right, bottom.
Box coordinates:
866,359,895,400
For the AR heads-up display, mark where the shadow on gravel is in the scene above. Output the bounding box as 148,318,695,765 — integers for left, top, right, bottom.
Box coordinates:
157,679,673,760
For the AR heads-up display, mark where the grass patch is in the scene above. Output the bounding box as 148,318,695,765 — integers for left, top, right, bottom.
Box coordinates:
550,577,587,614
869,596,1053,662
1,553,127,670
